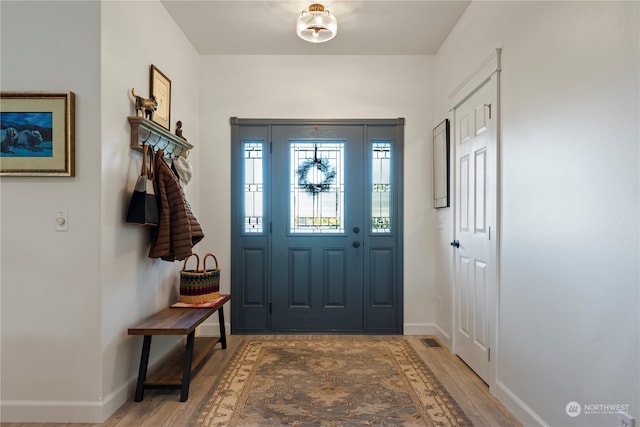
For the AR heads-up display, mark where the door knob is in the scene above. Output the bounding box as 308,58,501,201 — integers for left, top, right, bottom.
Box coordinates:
450,240,460,248
353,240,361,248
353,226,360,234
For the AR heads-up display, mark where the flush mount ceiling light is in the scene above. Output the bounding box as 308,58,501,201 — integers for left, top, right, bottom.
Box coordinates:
296,3,337,43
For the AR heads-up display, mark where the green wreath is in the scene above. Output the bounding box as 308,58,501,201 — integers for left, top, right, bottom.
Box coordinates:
297,158,336,195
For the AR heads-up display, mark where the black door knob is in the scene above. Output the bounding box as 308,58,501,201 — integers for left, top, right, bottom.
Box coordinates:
353,226,360,234
353,240,361,248
450,240,460,248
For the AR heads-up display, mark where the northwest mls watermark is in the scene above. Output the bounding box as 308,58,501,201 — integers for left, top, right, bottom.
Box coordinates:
566,401,631,417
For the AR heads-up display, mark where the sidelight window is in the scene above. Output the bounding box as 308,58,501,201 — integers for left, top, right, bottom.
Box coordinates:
243,141,263,233
372,141,391,233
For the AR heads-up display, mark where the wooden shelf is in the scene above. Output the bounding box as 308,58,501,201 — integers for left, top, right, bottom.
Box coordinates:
128,116,193,158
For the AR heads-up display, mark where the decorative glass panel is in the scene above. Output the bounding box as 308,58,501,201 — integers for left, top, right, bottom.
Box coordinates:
244,141,263,233
372,142,391,233
290,141,344,233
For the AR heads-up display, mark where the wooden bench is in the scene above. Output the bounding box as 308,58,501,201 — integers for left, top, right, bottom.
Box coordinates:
128,295,230,402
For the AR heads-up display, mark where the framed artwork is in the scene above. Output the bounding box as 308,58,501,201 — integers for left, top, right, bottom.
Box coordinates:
1,92,75,177
433,119,450,208
149,65,171,130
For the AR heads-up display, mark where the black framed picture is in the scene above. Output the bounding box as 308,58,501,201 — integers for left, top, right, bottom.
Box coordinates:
150,65,171,131
433,119,450,208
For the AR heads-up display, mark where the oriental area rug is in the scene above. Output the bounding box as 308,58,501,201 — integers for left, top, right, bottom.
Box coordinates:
194,338,472,426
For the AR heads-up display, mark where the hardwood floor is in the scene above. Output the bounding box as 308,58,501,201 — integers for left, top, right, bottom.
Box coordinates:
1,335,521,427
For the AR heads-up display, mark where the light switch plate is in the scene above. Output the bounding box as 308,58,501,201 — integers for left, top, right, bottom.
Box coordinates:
55,210,68,231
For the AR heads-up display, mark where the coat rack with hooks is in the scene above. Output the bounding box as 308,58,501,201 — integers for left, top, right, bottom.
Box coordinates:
128,116,193,159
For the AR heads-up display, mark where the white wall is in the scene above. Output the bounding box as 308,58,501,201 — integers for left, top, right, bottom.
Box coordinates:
0,1,103,421
433,2,639,426
1,0,201,422
198,55,438,334
100,1,201,420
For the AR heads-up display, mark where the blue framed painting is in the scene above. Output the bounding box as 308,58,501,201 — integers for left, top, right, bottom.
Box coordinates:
1,92,75,176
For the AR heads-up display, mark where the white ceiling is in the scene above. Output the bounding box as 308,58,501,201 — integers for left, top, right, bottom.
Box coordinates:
161,1,471,55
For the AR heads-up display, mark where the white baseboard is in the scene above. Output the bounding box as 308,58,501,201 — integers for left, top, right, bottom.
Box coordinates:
201,322,445,342
402,322,445,338
99,379,135,423
1,373,135,423
199,320,230,337
0,342,181,423
494,379,549,427
0,380,134,423
1,399,108,423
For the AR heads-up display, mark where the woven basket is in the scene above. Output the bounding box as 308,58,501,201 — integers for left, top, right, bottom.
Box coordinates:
179,253,220,304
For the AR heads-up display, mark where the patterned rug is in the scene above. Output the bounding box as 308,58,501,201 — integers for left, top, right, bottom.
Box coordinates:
195,338,471,426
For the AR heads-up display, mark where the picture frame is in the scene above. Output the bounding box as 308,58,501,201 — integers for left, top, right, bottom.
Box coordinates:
149,65,171,131
1,92,75,177
433,119,450,208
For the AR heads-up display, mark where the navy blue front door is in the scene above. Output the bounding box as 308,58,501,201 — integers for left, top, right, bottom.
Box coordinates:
270,125,364,331
231,119,404,333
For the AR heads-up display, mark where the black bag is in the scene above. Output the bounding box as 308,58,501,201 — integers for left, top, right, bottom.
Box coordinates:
126,144,159,227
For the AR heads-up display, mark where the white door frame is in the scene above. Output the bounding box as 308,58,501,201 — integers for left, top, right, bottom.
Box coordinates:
449,48,502,391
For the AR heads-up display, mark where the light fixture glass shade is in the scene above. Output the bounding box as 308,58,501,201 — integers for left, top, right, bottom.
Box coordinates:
296,4,337,43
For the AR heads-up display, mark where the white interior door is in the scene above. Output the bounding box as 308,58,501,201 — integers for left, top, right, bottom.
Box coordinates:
452,77,498,384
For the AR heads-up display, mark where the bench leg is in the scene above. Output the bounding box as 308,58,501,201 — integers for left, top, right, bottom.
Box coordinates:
218,305,227,349
180,331,196,402
134,335,152,402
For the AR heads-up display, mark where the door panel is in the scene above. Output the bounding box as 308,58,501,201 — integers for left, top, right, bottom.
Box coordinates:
364,126,402,331
232,125,271,331
241,248,267,305
289,248,312,307
369,248,394,306
324,249,347,307
271,125,364,331
453,80,496,383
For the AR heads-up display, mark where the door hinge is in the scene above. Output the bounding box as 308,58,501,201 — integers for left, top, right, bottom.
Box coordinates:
489,226,491,241
270,142,273,153
269,303,272,314
270,221,272,233
488,347,491,362
484,103,492,119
